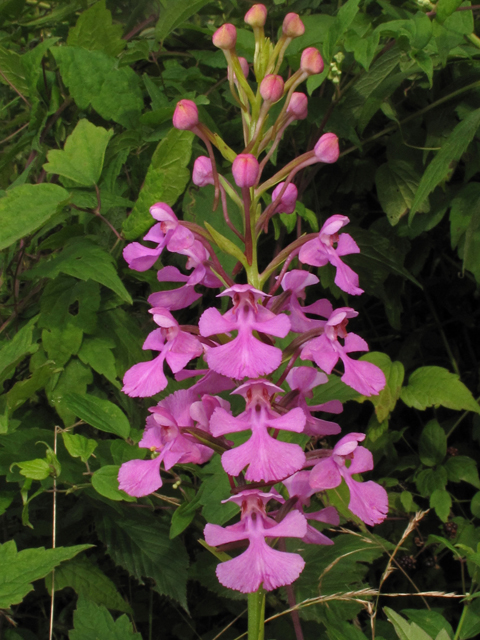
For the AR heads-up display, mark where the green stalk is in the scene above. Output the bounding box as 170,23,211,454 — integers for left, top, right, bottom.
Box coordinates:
248,587,266,640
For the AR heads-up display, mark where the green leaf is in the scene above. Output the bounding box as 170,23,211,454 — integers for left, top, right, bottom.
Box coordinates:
27,239,132,304
170,487,204,539
384,607,435,640
44,119,113,187
435,0,464,24
92,465,135,502
401,366,480,413
62,393,130,439
449,183,480,283
70,596,141,640
123,128,193,239
310,373,361,404
0,45,29,96
359,352,404,421
430,489,452,522
416,467,448,496
376,160,430,226
419,420,447,467
199,456,239,525
410,108,480,221
471,492,480,518
322,0,360,63
96,510,189,609
11,458,52,480
0,316,38,388
0,184,70,251
6,361,57,413
42,323,83,367
155,0,213,43
78,337,119,386
47,358,93,426
204,221,248,268
445,456,480,489
53,46,143,128
67,0,126,57
47,555,131,613
62,432,98,463
459,598,480,639
0,540,91,609
402,610,453,640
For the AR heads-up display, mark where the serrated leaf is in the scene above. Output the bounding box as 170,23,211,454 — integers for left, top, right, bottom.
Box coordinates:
67,0,126,57
402,610,453,640
416,467,448,496
44,119,113,187
53,46,143,128
46,555,131,613
70,596,141,640
123,128,193,239
62,432,97,463
449,183,480,283
62,393,130,439
96,510,189,609
11,458,51,480
359,352,404,421
445,456,480,489
0,540,91,609
419,420,446,467
92,465,135,502
26,239,132,304
155,0,213,43
430,489,452,522
0,184,70,251
410,108,480,221
401,366,480,413
384,607,435,640
376,160,429,226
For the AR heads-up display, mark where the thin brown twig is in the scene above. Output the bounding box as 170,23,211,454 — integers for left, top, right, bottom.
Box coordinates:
0,69,30,107
0,123,29,146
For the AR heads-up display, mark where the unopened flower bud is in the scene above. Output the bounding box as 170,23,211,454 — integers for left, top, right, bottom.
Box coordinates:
300,47,324,75
213,23,237,50
245,4,267,27
287,92,308,120
193,156,214,187
260,74,284,103
272,182,298,214
282,13,305,38
228,56,249,83
314,133,339,163
232,154,259,188
173,99,199,130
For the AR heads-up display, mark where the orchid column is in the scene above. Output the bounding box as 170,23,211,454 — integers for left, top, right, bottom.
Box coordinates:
118,6,388,639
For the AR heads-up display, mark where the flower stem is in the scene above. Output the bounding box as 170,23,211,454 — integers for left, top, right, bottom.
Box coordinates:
248,587,266,640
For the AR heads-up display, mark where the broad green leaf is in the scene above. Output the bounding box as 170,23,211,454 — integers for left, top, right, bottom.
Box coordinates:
42,323,83,367
0,184,69,251
123,128,194,239
416,467,448,496
401,366,480,414
39,277,100,334
78,337,119,386
359,352,404,421
170,487,204,539
449,183,480,283
67,0,126,57
376,160,430,225
47,359,93,426
26,239,132,304
419,420,446,467
53,46,143,128
204,221,248,268
311,374,361,404
62,432,98,463
92,465,135,502
445,456,480,489
471,492,480,518
44,120,113,187
459,597,480,639
384,607,434,640
96,510,189,609
322,0,360,63
11,458,51,480
0,540,91,609
410,108,480,220
62,393,130,439
430,489,452,522
6,361,57,413
47,555,131,613
435,0,464,24
200,456,239,525
0,316,38,388
0,45,29,96
70,596,141,640
155,0,213,43
402,610,453,640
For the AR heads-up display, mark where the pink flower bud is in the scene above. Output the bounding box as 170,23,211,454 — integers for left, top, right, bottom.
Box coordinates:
314,133,339,163
232,154,259,188
245,4,267,28
228,56,249,83
300,48,324,75
260,74,284,103
193,156,214,187
272,182,298,214
282,13,305,38
287,92,308,120
173,99,199,130
212,23,237,50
